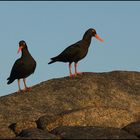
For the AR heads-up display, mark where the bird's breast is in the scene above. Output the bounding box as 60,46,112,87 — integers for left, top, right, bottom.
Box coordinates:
73,47,89,62
22,57,36,70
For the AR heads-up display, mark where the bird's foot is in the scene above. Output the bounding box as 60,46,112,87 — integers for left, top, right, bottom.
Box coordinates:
23,87,32,92
16,90,23,93
70,74,76,78
75,72,83,76
70,72,84,78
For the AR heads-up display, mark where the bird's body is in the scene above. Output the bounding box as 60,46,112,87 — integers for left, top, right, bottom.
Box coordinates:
7,50,36,84
49,40,90,64
7,40,36,92
48,30,92,64
48,28,103,77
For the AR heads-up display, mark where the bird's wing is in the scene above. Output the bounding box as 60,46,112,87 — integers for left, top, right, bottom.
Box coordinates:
56,41,81,60
32,61,37,73
8,58,25,79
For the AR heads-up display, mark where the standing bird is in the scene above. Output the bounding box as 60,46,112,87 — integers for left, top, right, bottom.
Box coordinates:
48,28,104,77
7,40,36,93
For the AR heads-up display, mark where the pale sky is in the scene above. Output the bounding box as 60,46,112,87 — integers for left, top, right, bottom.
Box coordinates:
0,1,140,96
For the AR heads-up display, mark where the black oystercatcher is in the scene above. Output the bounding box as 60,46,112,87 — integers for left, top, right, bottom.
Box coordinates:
48,28,104,77
7,40,36,92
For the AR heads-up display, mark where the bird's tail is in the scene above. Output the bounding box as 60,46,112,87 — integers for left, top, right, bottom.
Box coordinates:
48,57,57,64
7,77,15,85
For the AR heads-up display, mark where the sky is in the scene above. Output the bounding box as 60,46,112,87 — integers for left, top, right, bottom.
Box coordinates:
0,1,140,96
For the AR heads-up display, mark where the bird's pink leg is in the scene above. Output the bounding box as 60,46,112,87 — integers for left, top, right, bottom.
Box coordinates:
17,79,23,93
69,63,75,77
74,63,83,76
23,78,31,91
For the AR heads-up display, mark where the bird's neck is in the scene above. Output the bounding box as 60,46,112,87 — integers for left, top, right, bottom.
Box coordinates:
21,47,32,58
82,34,92,47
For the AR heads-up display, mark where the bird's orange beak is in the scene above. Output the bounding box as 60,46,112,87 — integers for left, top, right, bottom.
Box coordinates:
17,47,22,54
95,34,104,42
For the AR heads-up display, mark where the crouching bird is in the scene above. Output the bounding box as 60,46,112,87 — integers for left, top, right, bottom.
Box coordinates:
48,28,104,77
7,40,36,93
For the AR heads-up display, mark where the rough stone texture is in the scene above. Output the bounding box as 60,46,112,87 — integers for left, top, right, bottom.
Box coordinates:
37,107,134,131
16,128,59,139
0,71,139,138
122,121,140,138
0,123,15,138
37,114,63,131
51,126,138,139
9,120,37,135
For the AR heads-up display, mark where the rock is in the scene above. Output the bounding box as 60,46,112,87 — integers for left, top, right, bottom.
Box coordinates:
37,107,134,131
51,126,138,139
36,114,63,131
0,123,15,138
0,71,139,138
122,121,140,138
16,128,59,139
9,120,37,135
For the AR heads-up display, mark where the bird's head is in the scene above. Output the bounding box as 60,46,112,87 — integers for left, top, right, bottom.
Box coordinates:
88,28,104,42
17,40,27,54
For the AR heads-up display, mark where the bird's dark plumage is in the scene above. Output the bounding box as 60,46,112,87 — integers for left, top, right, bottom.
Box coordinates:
7,40,36,84
48,28,102,64
48,28,103,77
